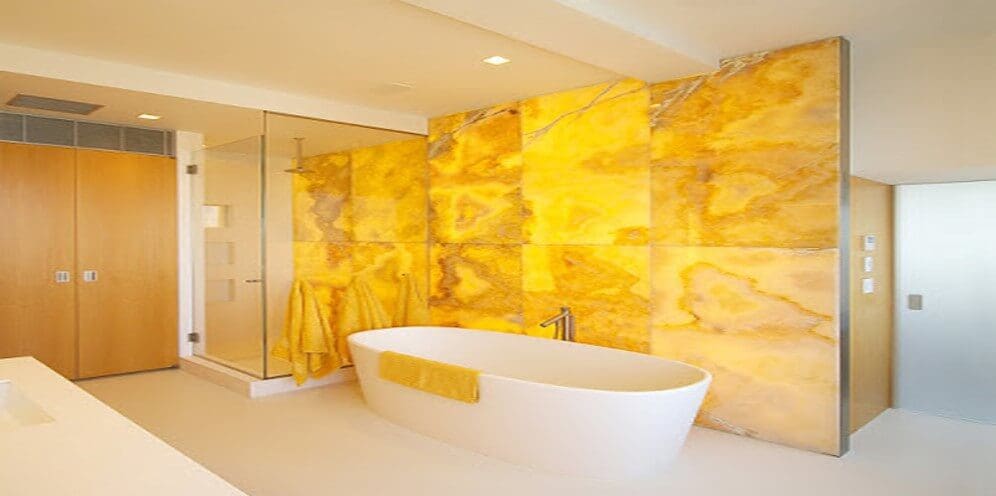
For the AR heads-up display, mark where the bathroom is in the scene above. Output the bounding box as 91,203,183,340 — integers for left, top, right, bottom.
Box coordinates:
0,1,994,495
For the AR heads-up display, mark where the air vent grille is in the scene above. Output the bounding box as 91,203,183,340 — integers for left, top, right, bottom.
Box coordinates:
0,110,174,157
77,122,121,149
25,116,74,146
0,113,23,141
123,127,166,154
7,94,103,115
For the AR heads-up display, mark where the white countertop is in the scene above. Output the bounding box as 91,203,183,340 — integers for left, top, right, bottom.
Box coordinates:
0,357,246,495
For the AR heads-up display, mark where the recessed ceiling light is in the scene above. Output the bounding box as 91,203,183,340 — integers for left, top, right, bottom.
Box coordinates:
482,55,510,66
137,113,162,120
389,81,416,89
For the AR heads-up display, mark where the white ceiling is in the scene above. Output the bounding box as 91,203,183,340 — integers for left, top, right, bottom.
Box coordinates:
0,71,261,147
265,112,419,158
0,71,419,155
551,0,994,59
0,0,617,117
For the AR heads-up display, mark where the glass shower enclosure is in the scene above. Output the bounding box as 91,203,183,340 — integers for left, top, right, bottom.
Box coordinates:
190,112,421,379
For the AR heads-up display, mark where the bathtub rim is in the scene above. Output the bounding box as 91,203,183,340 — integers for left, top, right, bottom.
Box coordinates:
348,326,713,397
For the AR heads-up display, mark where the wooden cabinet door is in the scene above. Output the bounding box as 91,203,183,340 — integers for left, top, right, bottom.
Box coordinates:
76,149,177,378
0,143,78,378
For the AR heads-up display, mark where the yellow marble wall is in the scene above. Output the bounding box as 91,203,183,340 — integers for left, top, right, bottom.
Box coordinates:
352,138,428,243
650,39,840,247
293,152,350,242
651,247,838,452
649,38,843,454
429,244,522,332
522,245,650,351
520,79,651,245
428,103,523,244
292,138,429,321
295,38,845,455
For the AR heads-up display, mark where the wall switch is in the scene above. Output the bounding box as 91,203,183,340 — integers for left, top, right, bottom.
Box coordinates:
908,294,923,310
863,256,874,273
862,277,874,294
862,234,877,251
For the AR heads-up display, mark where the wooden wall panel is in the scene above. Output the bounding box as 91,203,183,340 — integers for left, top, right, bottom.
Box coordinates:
0,143,78,378
76,149,177,378
849,176,894,432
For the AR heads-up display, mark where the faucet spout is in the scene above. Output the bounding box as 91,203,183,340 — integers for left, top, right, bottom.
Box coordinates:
539,306,576,341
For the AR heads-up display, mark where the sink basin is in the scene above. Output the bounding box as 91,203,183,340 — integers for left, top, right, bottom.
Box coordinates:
0,379,54,430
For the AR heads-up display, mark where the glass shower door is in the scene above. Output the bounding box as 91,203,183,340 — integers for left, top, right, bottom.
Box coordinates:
192,136,267,378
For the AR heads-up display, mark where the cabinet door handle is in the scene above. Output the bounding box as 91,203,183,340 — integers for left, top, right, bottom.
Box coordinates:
244,278,263,283
82,270,98,283
54,271,71,283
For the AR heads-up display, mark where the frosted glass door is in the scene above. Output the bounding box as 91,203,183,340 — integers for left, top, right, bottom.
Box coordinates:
192,137,266,378
895,181,996,423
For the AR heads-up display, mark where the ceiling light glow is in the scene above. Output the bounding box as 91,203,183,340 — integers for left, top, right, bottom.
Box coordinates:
137,113,162,120
482,55,510,66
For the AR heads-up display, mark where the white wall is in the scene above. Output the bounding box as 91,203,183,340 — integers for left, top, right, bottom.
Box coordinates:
852,30,996,184
895,181,996,423
174,131,204,357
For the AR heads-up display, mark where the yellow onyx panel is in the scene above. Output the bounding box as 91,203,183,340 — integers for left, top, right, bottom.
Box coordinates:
521,79,651,245
429,244,523,332
292,152,351,242
651,246,839,454
651,38,841,248
523,245,650,352
351,242,428,319
428,103,523,244
351,138,428,243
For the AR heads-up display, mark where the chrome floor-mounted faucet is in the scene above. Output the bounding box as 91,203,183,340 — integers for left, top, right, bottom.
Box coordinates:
540,306,576,342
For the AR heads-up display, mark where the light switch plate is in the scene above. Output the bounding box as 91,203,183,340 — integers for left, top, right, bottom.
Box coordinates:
862,234,877,251
862,277,874,294
863,256,873,272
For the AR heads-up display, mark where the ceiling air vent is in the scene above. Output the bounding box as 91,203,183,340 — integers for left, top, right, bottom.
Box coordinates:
6,94,103,115
0,110,174,157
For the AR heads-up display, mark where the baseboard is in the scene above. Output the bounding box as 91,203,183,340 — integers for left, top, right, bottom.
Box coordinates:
179,356,356,398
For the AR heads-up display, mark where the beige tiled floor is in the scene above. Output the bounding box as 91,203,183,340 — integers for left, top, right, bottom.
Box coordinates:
78,369,995,496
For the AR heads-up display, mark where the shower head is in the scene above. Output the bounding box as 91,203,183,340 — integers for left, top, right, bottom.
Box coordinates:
284,137,314,174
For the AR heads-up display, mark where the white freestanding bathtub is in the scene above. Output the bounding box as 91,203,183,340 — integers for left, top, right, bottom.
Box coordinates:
349,327,711,480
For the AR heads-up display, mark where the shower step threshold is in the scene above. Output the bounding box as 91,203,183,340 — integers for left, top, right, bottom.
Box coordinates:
179,356,356,398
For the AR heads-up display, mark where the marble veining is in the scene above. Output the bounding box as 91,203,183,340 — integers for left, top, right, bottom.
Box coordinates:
351,138,427,243
429,103,523,244
429,244,523,332
651,246,839,453
521,78,651,245
293,152,350,242
650,38,841,249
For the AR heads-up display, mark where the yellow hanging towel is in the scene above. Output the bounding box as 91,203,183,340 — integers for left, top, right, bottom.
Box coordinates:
271,280,342,386
337,277,390,363
392,273,430,327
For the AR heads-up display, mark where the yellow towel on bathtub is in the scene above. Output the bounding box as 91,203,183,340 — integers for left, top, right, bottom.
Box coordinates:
271,280,342,386
337,277,390,364
379,351,480,403
392,273,430,326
